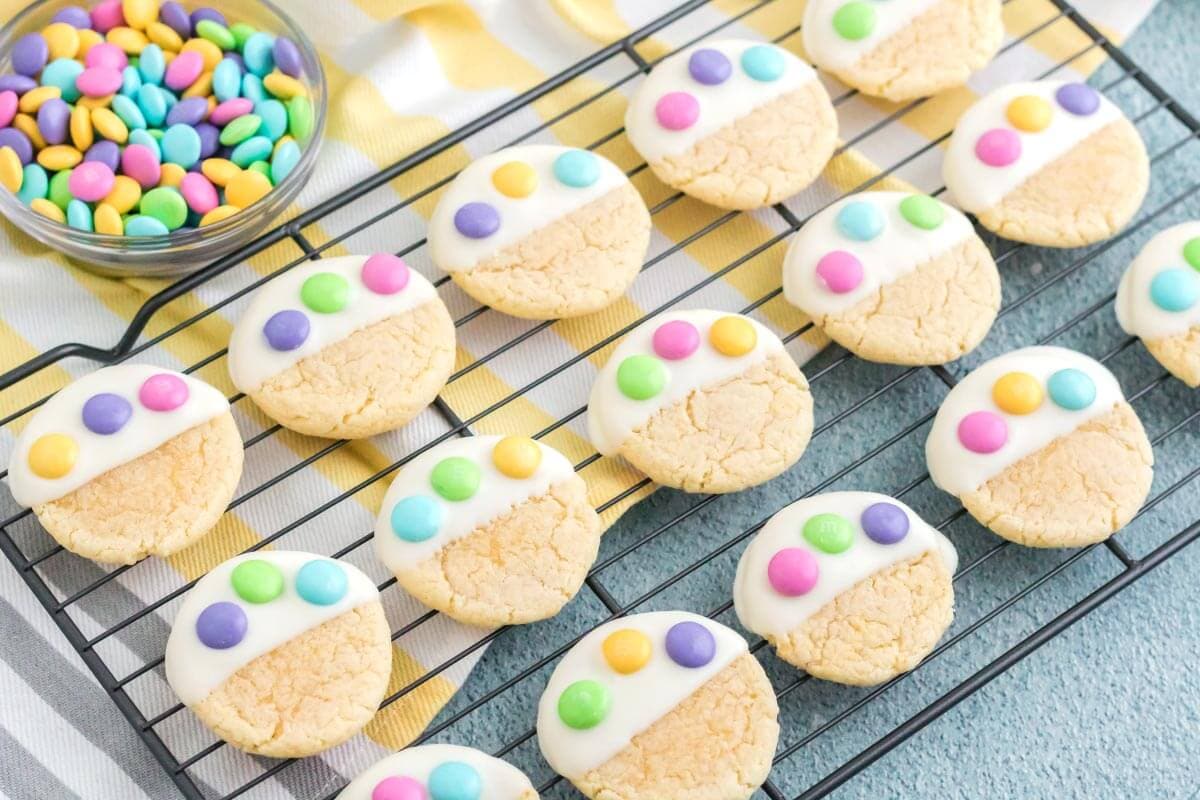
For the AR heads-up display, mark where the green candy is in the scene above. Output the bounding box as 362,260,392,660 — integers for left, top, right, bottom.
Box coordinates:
300,271,350,313
899,194,944,230
803,513,854,554
616,355,666,400
430,457,481,502
832,1,875,41
230,22,257,50
557,680,611,730
287,95,314,142
219,114,263,146
1184,237,1200,271
248,160,272,179
231,559,284,604
48,169,73,211
140,187,187,230
196,19,237,51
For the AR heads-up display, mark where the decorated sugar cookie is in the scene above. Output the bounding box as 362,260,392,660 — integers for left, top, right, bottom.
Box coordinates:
943,80,1149,247
1116,222,1200,386
227,253,455,439
337,744,538,800
6,364,242,564
536,611,778,800
624,39,837,210
427,144,651,319
802,0,1003,102
783,191,999,364
734,491,957,685
375,435,601,626
165,551,391,758
926,346,1153,548
587,309,813,493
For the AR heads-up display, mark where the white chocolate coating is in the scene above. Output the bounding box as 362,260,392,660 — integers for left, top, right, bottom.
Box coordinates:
1116,222,1200,340
943,80,1123,213
226,254,438,392
164,551,380,706
925,346,1125,496
536,611,746,780
585,309,785,456
733,491,957,638
7,364,230,508
782,191,974,316
624,39,817,163
427,144,630,273
336,744,535,800
802,0,940,71
374,435,577,573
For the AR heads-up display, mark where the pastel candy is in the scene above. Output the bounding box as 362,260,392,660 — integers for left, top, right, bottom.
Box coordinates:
957,410,1007,453
81,392,132,434
139,372,189,411
655,91,699,131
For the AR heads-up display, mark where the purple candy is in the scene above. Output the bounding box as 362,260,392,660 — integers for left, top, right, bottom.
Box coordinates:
0,75,37,95
688,48,731,86
11,33,49,77
195,602,247,650
0,128,32,165
189,7,227,31
81,393,132,435
664,621,716,668
272,36,303,78
158,0,191,38
263,309,310,351
453,202,500,239
36,98,70,146
195,122,220,158
860,502,909,545
166,95,208,127
84,140,121,172
50,6,92,28
1055,82,1100,116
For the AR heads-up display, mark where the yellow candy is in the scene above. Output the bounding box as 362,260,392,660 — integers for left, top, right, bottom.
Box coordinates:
0,147,22,193
31,197,66,222
182,71,213,99
91,107,129,143
201,158,240,187
18,86,60,114
146,21,183,51
225,169,272,208
602,629,652,674
106,26,149,55
263,71,306,100
104,175,142,214
13,113,47,150
1006,95,1052,133
37,145,83,171
28,433,78,479
709,315,757,357
160,162,186,188
181,37,222,70
69,105,93,151
94,202,123,235
76,28,104,59
491,161,538,199
42,22,80,60
199,204,239,226
77,94,115,110
491,436,542,478
122,0,160,30
992,371,1043,415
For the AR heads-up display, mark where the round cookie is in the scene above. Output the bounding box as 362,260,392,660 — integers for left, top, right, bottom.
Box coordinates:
587,309,813,493
7,364,242,564
802,0,1003,102
624,39,838,210
536,611,778,800
733,491,957,686
943,80,1149,247
926,346,1154,548
227,253,455,439
1115,221,1200,386
427,145,651,319
783,191,1000,364
165,551,391,758
337,744,538,800
375,435,601,626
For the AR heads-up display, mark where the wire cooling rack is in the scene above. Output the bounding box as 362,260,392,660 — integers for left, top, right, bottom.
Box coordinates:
3,1,1200,798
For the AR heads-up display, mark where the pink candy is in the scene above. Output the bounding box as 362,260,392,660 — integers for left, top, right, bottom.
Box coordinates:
164,50,204,92
90,0,125,33
139,374,189,412
180,172,219,214
975,128,1021,167
652,320,700,360
121,144,161,189
370,776,426,800
76,66,123,98
360,253,410,295
815,250,863,294
68,162,116,202
655,91,699,131
0,90,16,129
957,411,1008,454
84,43,128,72
767,548,819,596
209,98,253,126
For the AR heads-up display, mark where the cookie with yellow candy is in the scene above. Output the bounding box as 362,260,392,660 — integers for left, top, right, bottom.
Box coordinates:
374,434,601,626
587,309,813,493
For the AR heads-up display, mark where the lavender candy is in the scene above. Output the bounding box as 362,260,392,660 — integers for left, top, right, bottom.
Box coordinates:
158,1,192,38
165,96,209,127
272,37,303,78
50,6,92,28
0,75,37,95
190,7,228,31
11,33,49,77
195,122,220,159
36,98,70,146
0,128,33,165
84,140,121,172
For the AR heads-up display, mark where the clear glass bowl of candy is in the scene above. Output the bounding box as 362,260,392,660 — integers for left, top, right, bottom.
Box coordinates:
0,0,326,276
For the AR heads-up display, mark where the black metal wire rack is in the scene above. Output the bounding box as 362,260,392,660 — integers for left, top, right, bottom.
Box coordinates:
2,1,1199,798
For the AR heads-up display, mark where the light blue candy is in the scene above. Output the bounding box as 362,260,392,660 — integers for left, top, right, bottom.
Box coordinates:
271,139,300,183
242,32,276,77
161,123,202,168
553,149,599,188
1149,267,1200,313
836,200,884,242
111,94,147,130
740,44,785,82
256,99,287,141
1047,368,1096,411
40,58,83,102
230,135,272,168
241,73,266,105
136,84,167,126
213,58,241,103
161,87,178,111
66,199,93,232
120,65,142,98
128,128,161,159
16,164,48,204
138,43,165,86
294,559,347,606
124,215,169,236
390,495,442,542
427,761,482,800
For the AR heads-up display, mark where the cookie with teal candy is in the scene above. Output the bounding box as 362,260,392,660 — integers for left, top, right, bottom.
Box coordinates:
335,743,538,800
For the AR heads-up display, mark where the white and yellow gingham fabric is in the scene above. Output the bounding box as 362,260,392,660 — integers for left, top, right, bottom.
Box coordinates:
0,1,1157,797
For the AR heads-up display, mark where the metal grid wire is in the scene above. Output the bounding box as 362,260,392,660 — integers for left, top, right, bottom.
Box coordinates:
2,1,1199,798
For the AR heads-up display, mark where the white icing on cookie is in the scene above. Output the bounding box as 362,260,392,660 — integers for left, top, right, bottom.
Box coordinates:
536,611,746,780
782,191,974,316
585,309,785,456
7,364,230,508
1116,221,1200,341
802,0,941,71
733,491,957,638
624,39,817,164
336,744,535,800
427,144,630,273
374,435,577,573
164,551,379,706
925,346,1124,496
943,80,1123,214
227,253,438,392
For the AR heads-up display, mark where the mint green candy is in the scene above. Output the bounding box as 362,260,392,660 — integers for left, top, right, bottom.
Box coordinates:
230,559,284,604
140,187,188,230
219,114,263,146
430,457,481,502
832,1,875,40
300,272,350,313
48,169,72,211
196,19,236,51
230,22,257,49
803,513,854,554
230,136,273,168
899,194,944,230
616,355,666,400
248,160,271,179
557,680,611,729
287,95,313,141
1184,238,1200,271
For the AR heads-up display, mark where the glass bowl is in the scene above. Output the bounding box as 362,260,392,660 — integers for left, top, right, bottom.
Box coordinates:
0,0,327,277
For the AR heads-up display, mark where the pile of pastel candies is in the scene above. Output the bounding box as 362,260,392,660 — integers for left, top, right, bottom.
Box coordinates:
369,760,484,800
974,83,1101,169
556,620,719,730
1146,235,1200,313
815,194,946,295
766,503,910,597
195,558,348,650
617,315,759,401
390,437,544,544
0,0,314,236
653,44,787,133
956,367,1098,455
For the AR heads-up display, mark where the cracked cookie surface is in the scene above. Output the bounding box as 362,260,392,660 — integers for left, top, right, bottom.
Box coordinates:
1144,327,1200,387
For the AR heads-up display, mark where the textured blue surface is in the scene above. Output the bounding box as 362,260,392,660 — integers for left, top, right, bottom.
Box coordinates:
429,4,1200,798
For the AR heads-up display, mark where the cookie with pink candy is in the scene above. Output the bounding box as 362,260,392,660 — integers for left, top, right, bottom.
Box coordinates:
337,744,538,800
